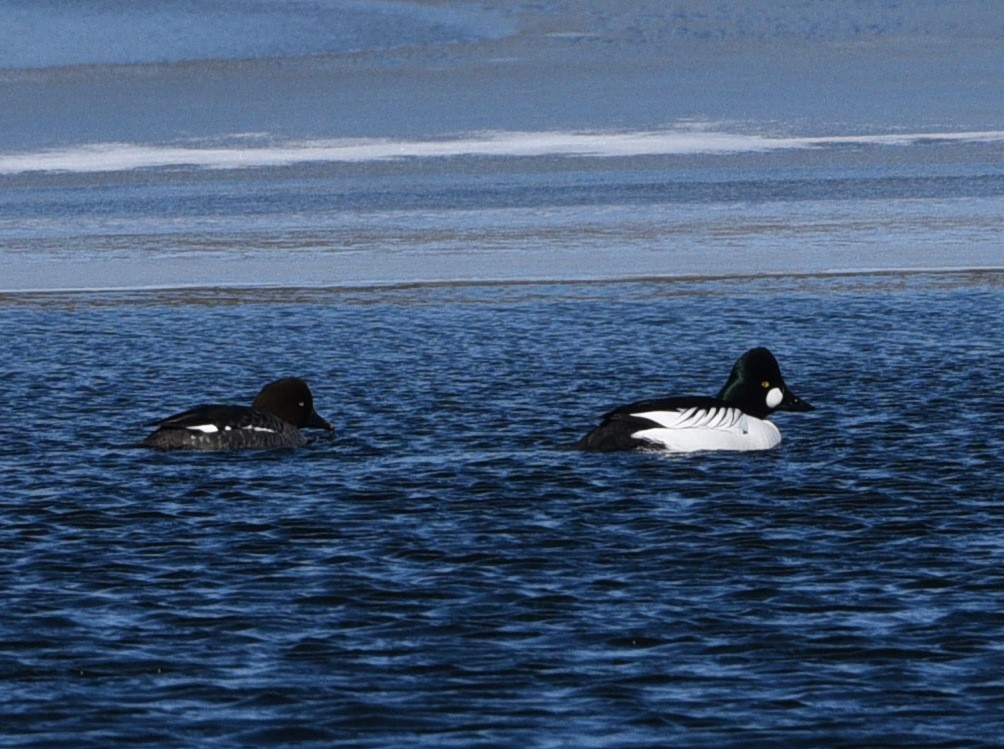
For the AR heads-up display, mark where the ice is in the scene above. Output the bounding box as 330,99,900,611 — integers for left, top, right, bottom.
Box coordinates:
4,129,1004,175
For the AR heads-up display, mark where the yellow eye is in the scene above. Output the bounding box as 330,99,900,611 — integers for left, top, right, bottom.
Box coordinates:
761,380,771,388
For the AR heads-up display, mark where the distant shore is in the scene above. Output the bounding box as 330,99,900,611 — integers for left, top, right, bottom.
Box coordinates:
3,268,1002,310
1,2,1000,294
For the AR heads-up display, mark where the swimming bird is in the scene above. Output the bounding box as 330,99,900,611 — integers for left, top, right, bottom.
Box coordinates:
141,377,333,451
572,347,813,453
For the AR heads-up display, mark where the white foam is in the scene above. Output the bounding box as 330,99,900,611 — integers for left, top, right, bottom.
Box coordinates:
3,128,1003,175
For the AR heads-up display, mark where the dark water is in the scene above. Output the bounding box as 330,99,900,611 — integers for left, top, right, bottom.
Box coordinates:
3,273,1003,747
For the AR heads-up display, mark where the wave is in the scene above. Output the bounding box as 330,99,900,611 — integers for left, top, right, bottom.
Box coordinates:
3,128,1003,175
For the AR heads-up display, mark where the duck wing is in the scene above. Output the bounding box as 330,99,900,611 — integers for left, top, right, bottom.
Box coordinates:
574,396,737,451
145,404,257,432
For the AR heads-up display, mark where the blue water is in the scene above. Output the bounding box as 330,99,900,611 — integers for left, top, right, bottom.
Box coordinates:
2,274,1004,747
0,0,511,68
3,1,1004,746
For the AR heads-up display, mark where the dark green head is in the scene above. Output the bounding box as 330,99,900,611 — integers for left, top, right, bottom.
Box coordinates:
715,347,814,419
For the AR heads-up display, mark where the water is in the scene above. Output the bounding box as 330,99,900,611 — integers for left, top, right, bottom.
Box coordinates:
0,0,511,69
2,274,1004,747
3,1,1004,746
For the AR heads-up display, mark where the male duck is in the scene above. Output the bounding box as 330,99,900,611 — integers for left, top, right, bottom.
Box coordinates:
573,347,813,453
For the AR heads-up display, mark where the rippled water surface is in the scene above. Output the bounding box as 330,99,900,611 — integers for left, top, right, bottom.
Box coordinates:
4,0,1004,744
3,273,1003,747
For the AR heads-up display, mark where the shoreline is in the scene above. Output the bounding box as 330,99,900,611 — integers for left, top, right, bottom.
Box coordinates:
3,267,1000,308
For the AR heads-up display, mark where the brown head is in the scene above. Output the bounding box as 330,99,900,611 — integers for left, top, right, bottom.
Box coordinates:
252,377,334,430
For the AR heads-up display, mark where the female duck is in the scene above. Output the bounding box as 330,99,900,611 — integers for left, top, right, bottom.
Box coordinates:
141,377,333,451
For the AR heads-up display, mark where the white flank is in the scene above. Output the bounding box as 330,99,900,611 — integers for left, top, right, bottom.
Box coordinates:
630,408,782,452
244,426,277,433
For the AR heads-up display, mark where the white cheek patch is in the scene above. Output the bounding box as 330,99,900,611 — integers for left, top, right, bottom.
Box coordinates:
766,387,784,408
186,424,219,434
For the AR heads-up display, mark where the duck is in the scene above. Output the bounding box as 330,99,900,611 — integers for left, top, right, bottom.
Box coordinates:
572,347,813,453
141,377,333,451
